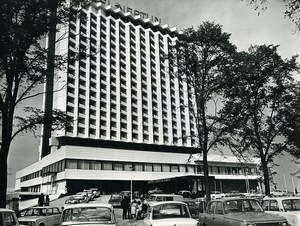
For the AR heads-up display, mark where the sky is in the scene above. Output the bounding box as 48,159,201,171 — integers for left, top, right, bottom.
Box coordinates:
7,0,300,191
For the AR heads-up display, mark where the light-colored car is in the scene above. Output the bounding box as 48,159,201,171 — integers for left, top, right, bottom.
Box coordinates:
18,207,61,226
262,196,300,226
0,208,21,226
143,201,198,226
88,188,100,198
108,194,122,207
210,191,226,199
193,197,207,213
178,190,192,198
59,203,117,226
73,192,89,203
147,194,184,205
198,198,289,226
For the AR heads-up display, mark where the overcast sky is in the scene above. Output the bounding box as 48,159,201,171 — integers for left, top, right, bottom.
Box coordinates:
7,0,300,191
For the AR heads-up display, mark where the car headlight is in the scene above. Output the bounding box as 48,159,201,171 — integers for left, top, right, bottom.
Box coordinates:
246,224,256,226
279,222,288,226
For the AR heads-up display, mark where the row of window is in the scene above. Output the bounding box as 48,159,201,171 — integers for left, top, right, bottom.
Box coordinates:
20,158,258,182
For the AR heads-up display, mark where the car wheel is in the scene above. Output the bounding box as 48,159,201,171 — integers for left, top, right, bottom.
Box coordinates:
39,223,45,226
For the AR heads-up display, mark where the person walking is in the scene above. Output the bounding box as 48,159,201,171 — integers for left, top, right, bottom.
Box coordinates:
38,193,44,206
44,194,50,206
121,196,128,219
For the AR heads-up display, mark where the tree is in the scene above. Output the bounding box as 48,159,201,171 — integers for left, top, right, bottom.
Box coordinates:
0,0,91,207
246,0,300,32
172,21,236,202
221,44,300,195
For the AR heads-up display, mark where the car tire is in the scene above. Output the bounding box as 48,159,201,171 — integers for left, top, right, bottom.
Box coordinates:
39,223,45,226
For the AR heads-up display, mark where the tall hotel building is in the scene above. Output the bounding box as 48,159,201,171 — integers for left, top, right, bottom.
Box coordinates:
15,2,261,195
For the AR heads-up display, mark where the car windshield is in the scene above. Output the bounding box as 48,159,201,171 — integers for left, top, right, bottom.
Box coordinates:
61,207,113,224
224,199,262,213
282,199,300,211
25,208,47,216
152,204,190,219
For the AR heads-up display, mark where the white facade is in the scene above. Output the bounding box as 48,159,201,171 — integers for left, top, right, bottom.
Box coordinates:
15,144,260,194
52,3,195,148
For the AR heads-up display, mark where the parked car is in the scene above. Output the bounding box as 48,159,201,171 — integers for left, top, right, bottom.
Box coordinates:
64,196,80,206
193,197,207,213
147,194,184,205
108,194,122,207
262,196,300,226
88,188,101,197
18,207,61,226
210,191,225,199
148,188,164,195
178,190,192,198
73,192,89,203
226,190,241,197
183,200,202,218
198,198,289,226
60,203,117,226
0,208,21,226
143,201,198,226
83,189,95,201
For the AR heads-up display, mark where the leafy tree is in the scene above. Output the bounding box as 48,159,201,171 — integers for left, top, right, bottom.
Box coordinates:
246,0,300,31
221,44,300,195
0,0,91,207
171,21,236,202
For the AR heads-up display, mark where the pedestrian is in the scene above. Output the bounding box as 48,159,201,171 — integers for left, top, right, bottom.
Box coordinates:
44,194,50,206
11,198,20,217
130,200,137,220
136,200,142,219
38,193,44,206
141,199,148,219
121,196,128,219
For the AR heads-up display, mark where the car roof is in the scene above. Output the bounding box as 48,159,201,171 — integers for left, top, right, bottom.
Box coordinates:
28,206,56,209
264,196,300,201
0,208,14,213
149,201,187,207
210,197,258,202
63,203,113,210
150,194,182,197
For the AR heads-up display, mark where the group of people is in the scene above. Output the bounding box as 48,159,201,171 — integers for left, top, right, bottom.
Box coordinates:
38,193,50,206
121,196,148,220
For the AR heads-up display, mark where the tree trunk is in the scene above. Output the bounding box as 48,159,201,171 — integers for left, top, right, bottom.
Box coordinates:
0,148,8,208
203,151,211,203
262,159,270,195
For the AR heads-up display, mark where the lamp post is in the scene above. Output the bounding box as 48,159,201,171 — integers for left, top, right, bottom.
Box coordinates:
129,166,133,203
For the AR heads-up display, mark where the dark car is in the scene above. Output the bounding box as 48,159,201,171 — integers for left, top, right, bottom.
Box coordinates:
108,194,122,207
198,198,289,226
183,200,202,218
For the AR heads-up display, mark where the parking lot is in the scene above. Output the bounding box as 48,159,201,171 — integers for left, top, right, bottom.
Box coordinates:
51,195,144,226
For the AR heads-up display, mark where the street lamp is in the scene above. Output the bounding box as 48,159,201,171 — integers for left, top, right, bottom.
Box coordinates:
129,166,133,203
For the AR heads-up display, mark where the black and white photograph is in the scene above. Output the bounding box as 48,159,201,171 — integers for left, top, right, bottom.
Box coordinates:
1,0,300,226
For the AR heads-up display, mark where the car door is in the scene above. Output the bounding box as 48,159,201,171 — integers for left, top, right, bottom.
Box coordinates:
2,212,19,226
203,201,217,226
51,208,61,226
45,208,55,226
213,201,225,226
